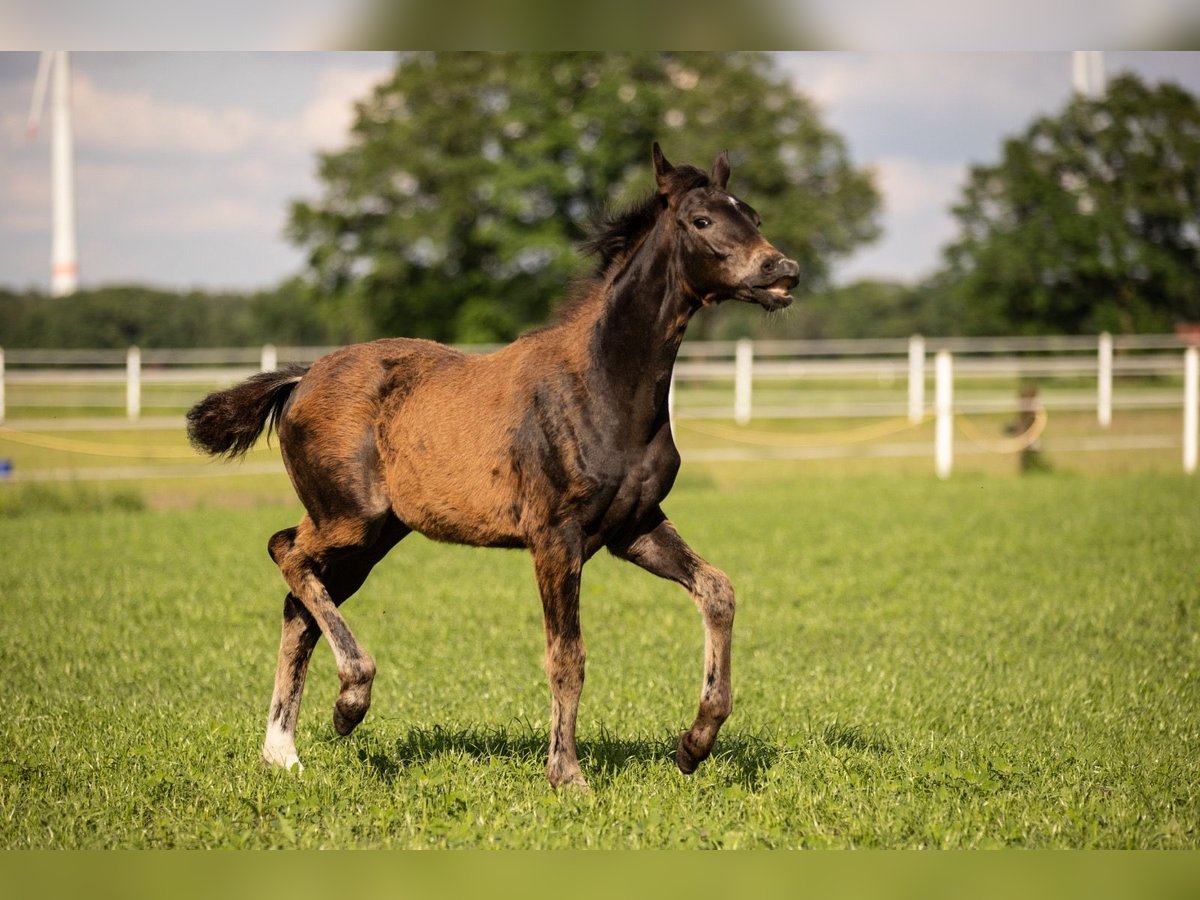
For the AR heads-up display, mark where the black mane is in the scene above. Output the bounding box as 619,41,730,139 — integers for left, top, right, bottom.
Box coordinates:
580,165,711,275
545,164,712,328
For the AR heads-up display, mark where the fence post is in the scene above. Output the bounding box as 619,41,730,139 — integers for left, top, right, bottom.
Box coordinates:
935,349,953,480
1098,331,1113,428
261,343,278,372
668,367,677,438
1185,345,1198,475
908,334,925,423
126,346,141,421
0,346,5,423
734,338,753,425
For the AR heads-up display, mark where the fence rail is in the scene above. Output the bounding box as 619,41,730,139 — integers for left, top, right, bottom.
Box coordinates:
1,334,1197,477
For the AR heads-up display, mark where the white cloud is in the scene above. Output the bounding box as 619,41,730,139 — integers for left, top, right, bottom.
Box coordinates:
787,52,1069,162
873,156,965,218
835,156,967,284
70,74,291,157
300,64,389,150
0,55,390,288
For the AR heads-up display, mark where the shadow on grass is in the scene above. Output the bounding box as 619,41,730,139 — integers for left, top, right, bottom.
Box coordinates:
360,722,780,790
821,721,892,755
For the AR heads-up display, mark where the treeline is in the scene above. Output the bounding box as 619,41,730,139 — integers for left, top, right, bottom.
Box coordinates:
0,277,968,350
0,280,337,349
0,274,1183,351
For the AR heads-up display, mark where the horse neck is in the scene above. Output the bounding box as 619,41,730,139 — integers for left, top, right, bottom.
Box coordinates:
586,227,695,421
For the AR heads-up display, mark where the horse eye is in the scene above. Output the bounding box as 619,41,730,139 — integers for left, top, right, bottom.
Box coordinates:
693,217,712,229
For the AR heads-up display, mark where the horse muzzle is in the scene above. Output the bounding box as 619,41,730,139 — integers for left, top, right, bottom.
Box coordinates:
737,256,800,310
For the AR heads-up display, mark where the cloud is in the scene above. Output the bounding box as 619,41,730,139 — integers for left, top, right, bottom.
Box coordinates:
873,156,965,218
70,73,292,157
299,63,390,150
784,52,1068,163
836,156,966,283
0,55,393,289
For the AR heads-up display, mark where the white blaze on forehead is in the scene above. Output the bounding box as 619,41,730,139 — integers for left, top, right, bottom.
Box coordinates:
727,196,740,208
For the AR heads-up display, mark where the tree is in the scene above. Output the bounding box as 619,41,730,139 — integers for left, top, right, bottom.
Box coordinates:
936,73,1200,335
288,52,880,343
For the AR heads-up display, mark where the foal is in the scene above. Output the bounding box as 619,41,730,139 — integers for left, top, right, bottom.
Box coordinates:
188,144,799,789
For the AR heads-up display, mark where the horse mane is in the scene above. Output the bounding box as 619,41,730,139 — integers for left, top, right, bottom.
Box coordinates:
582,165,711,275
549,164,712,326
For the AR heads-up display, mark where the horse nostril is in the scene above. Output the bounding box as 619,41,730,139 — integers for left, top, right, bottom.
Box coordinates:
761,256,778,274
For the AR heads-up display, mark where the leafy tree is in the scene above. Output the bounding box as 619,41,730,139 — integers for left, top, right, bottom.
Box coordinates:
288,52,880,343
937,73,1200,335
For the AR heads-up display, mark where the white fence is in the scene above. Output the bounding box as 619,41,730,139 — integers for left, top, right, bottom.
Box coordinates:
0,334,1197,476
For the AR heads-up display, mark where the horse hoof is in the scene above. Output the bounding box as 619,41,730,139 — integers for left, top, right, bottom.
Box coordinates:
333,702,366,736
262,747,304,773
550,772,590,793
546,759,590,792
675,732,705,774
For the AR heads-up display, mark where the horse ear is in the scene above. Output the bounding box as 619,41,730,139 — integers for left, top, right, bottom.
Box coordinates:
652,142,675,192
711,150,731,189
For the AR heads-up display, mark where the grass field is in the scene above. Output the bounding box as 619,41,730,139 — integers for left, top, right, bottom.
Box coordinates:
1,469,1197,848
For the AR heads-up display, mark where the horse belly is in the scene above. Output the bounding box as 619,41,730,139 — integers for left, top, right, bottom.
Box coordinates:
382,400,527,549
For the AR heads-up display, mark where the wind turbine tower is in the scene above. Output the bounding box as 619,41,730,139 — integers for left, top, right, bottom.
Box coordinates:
1072,51,1106,98
27,51,79,297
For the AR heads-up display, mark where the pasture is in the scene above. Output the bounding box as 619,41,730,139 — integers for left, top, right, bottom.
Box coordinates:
1,469,1197,848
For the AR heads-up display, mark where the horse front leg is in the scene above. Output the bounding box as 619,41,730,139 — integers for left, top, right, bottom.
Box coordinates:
610,509,735,774
532,532,588,790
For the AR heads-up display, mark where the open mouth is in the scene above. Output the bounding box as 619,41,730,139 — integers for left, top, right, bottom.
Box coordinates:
738,275,799,309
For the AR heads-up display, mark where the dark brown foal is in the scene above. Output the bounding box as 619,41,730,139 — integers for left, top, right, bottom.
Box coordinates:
188,143,799,789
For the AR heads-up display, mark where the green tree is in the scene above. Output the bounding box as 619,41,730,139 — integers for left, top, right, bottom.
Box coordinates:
937,73,1200,335
288,52,880,343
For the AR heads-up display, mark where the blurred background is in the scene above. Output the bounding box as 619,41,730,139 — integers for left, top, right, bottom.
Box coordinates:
0,49,1198,488
2,51,1197,342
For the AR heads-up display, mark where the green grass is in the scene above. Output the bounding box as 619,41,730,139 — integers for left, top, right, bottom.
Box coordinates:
1,472,1198,848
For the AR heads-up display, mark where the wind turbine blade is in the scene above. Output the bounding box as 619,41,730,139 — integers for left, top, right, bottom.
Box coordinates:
27,50,52,140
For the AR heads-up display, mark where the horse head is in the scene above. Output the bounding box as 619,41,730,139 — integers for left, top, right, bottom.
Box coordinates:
652,142,800,311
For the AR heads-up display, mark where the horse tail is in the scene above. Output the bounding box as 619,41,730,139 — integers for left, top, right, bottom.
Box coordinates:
187,364,308,460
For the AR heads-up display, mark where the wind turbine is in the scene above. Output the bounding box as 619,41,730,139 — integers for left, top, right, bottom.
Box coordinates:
1071,51,1106,99
26,50,78,297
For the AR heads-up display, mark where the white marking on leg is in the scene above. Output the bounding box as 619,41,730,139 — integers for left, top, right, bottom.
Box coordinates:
262,720,303,772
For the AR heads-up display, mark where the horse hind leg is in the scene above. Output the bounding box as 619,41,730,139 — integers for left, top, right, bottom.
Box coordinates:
262,516,407,770
262,584,320,770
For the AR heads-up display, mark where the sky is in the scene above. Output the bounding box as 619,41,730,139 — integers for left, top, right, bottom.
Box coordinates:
0,51,1198,294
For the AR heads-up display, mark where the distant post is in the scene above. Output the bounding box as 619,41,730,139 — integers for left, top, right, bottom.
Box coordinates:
0,347,5,423
935,350,953,480
261,343,278,373
668,368,677,438
1098,332,1113,428
734,338,753,425
126,346,141,421
1185,345,1198,475
908,334,925,423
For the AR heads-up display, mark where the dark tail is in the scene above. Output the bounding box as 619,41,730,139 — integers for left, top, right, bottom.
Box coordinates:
187,364,308,459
